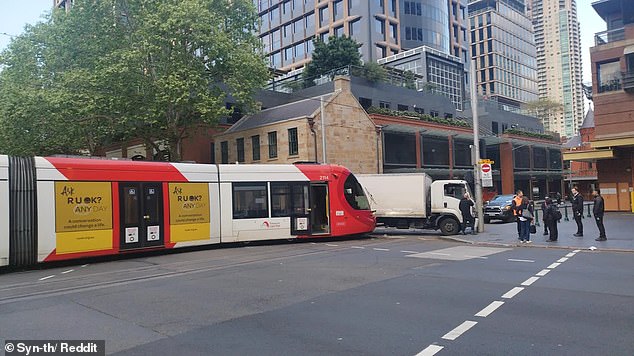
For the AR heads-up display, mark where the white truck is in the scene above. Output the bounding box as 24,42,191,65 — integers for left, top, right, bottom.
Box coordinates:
356,173,472,235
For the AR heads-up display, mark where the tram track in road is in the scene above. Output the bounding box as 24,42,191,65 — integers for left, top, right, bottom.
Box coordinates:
0,246,339,305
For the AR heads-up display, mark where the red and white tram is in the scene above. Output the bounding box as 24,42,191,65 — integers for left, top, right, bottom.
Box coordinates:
0,156,375,267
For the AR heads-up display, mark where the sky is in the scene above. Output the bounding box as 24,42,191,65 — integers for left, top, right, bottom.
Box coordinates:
0,0,608,88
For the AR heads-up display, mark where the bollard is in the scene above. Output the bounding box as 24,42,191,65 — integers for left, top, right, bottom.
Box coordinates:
587,203,592,218
564,204,570,221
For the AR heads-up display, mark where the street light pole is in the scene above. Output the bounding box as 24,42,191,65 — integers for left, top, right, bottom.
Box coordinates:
470,59,484,233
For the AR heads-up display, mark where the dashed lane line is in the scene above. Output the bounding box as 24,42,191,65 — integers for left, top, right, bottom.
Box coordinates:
38,275,55,281
557,257,569,263
61,269,74,275
474,301,504,318
547,262,561,269
441,321,478,341
415,345,444,356
507,259,534,263
565,253,575,258
325,244,339,247
501,287,525,299
464,255,489,259
350,246,365,249
535,269,551,276
373,248,390,251
521,277,540,286
401,250,419,254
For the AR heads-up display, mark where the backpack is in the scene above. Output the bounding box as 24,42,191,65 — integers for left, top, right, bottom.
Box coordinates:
552,208,562,221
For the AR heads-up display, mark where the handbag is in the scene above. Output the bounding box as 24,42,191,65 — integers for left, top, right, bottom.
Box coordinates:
530,224,537,234
521,209,533,220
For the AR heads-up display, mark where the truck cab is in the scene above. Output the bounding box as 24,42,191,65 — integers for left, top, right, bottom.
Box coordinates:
430,180,472,234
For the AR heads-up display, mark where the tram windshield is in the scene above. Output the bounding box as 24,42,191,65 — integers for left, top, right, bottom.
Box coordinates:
343,174,371,210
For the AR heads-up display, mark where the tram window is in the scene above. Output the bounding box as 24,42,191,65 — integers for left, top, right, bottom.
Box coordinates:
344,174,370,210
271,182,308,217
124,187,139,224
232,183,269,219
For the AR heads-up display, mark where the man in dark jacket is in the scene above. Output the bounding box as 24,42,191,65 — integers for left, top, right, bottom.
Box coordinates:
593,189,607,241
571,187,584,237
459,192,476,235
543,197,559,242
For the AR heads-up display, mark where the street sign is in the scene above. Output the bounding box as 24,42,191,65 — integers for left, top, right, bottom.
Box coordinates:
478,159,495,165
481,163,493,187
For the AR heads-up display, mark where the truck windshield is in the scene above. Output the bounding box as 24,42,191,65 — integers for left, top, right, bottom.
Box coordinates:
343,174,371,210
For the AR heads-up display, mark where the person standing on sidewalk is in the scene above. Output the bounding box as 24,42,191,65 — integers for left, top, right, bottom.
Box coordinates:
517,196,533,243
544,197,559,242
459,192,476,235
540,199,549,235
593,189,607,241
571,187,584,237
511,190,524,240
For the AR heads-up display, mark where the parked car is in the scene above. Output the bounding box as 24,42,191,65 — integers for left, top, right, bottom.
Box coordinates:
483,194,516,223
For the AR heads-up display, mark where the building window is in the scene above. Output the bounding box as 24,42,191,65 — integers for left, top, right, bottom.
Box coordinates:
533,147,547,169
492,121,499,134
268,131,278,159
430,110,439,118
513,145,530,169
236,138,245,162
220,141,228,164
232,182,269,219
334,25,344,37
349,19,360,37
416,3,422,16
404,1,411,14
397,104,408,111
454,140,471,168
288,128,298,156
384,132,416,166
251,135,260,161
375,18,385,36
414,107,424,114
319,6,329,27
379,101,390,109
422,136,449,167
597,60,621,92
333,0,343,20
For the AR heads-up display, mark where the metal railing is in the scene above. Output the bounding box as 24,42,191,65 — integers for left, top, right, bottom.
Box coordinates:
597,78,622,93
594,28,625,46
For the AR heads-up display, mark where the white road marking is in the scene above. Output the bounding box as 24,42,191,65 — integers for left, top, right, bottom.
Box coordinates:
325,244,339,247
61,269,74,274
508,259,535,263
416,345,444,356
401,250,419,254
39,275,55,281
573,250,581,253
81,264,89,267
502,287,524,299
475,301,505,317
373,248,390,251
557,257,568,263
536,269,551,276
521,277,540,286
350,246,365,249
428,252,451,256
565,253,575,258
464,255,489,259
442,321,478,340
547,262,561,269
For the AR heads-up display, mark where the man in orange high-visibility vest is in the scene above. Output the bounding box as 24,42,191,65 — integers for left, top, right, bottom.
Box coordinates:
510,190,524,240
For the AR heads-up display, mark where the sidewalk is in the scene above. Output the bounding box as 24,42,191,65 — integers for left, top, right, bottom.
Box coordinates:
460,212,634,252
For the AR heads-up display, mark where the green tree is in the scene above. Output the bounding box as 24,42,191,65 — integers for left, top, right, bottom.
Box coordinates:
360,62,386,83
0,0,268,160
523,98,564,129
303,35,362,85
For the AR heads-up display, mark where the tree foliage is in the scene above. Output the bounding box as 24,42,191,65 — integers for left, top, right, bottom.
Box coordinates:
0,0,268,160
303,35,362,85
523,98,563,118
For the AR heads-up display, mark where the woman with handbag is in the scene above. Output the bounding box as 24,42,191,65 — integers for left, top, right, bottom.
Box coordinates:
517,196,533,244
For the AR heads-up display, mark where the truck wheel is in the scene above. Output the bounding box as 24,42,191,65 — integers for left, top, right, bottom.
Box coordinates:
439,218,460,235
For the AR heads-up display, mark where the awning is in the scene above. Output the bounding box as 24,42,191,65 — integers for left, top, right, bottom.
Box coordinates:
591,136,634,148
563,148,616,161
625,45,634,55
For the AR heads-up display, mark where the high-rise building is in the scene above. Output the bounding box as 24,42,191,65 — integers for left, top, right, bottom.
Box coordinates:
468,0,538,112
531,0,584,138
256,0,401,71
448,0,470,65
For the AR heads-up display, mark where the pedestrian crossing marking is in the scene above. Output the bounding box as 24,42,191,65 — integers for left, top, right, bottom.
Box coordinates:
407,246,511,261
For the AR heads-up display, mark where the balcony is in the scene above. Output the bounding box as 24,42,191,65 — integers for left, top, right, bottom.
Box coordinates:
594,28,625,46
622,71,634,92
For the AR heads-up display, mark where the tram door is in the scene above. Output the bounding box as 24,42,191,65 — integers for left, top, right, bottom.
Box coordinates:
310,183,330,235
119,183,164,250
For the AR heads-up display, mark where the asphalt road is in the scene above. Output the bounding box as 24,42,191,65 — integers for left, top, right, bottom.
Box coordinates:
1,236,632,356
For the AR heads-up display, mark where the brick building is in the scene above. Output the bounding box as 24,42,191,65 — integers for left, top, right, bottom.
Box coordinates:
563,0,634,211
563,108,598,201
